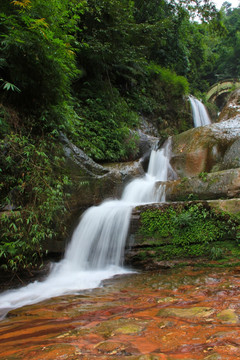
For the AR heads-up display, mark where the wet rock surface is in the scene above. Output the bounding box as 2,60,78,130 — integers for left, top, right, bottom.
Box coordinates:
1,266,240,359
170,118,240,178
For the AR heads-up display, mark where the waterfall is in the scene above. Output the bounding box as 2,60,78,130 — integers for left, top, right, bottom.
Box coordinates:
189,96,211,127
0,140,173,314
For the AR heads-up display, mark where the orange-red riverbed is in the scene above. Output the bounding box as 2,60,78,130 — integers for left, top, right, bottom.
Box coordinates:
1,266,240,360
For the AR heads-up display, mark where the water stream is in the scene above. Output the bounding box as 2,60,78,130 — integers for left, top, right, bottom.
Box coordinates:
2,267,240,359
189,95,211,127
0,140,175,314
0,95,211,314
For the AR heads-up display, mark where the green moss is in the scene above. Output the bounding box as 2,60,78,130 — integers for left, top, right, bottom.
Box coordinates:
198,171,208,182
137,204,240,261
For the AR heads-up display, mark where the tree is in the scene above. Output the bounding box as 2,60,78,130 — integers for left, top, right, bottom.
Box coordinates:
0,0,79,132
212,5,240,80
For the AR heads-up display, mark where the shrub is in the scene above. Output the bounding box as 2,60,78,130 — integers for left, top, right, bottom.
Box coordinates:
138,204,239,260
0,132,71,272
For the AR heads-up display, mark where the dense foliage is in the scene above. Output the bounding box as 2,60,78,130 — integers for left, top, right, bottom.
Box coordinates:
0,128,71,271
137,204,240,261
0,0,239,272
211,3,240,81
0,0,79,133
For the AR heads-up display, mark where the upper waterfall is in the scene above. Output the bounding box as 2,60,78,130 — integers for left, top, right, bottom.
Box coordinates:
0,139,174,314
189,96,211,127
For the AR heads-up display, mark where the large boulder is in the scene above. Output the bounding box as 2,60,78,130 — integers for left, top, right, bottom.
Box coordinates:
221,138,240,170
60,133,109,177
136,130,158,159
170,118,240,178
170,89,240,178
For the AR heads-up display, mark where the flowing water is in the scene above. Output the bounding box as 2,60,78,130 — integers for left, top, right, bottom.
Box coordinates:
2,266,240,359
189,95,211,127
0,139,175,315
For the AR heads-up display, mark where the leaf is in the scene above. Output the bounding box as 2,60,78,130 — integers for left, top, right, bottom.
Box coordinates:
31,18,49,29
11,0,31,9
1,81,21,93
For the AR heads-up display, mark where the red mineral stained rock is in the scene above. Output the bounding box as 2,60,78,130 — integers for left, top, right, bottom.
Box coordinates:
1,267,240,359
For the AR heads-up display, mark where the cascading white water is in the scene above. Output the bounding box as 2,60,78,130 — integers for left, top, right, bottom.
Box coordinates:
0,139,174,314
189,96,211,127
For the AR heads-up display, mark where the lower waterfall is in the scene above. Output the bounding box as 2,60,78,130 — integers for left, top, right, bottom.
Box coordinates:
0,140,174,314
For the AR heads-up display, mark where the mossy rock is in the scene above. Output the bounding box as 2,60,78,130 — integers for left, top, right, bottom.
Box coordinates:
95,341,128,353
157,307,215,318
217,309,239,324
203,354,221,360
113,323,144,335
95,318,146,339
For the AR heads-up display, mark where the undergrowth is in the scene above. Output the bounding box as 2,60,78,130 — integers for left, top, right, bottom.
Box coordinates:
0,131,71,272
137,204,240,261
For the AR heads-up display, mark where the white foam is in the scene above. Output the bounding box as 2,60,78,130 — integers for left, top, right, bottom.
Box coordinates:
189,96,211,127
0,140,174,313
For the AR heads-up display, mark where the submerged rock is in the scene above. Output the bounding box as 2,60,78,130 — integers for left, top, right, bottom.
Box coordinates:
217,309,239,324
95,340,131,354
157,307,215,318
2,267,240,359
113,323,145,335
203,354,221,360
95,317,146,339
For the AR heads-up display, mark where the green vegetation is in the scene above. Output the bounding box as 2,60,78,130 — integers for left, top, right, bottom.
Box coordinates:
211,4,240,81
137,204,240,261
198,171,208,182
0,131,71,271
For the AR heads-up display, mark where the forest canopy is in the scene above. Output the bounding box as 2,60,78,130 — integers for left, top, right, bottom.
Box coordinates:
0,0,233,141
